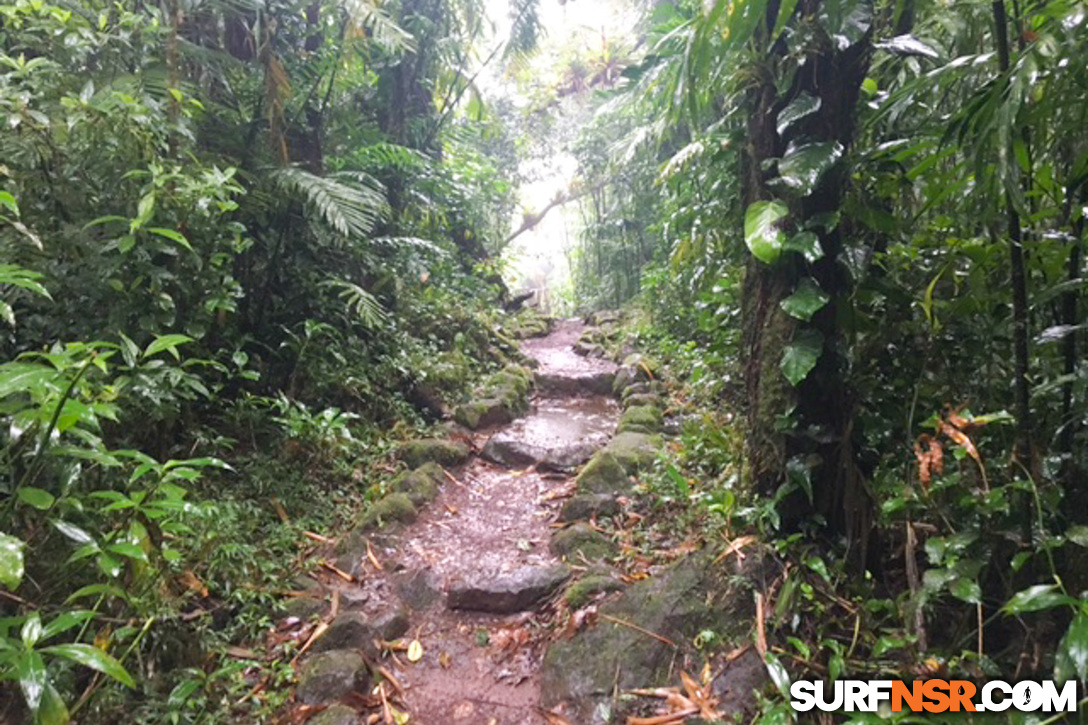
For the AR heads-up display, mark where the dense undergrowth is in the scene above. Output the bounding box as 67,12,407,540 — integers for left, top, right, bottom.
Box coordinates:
565,0,1088,706
0,0,545,720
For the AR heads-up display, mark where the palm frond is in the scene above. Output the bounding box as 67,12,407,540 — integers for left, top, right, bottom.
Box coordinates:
271,167,388,239
321,278,386,330
340,0,415,53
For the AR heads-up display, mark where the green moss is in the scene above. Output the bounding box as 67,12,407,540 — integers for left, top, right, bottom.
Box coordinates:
605,432,663,473
566,575,626,608
392,462,444,506
575,452,631,495
550,522,616,561
618,405,664,434
398,438,470,468
357,493,417,530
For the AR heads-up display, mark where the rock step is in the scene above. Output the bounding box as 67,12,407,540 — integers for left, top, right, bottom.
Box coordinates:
447,564,571,614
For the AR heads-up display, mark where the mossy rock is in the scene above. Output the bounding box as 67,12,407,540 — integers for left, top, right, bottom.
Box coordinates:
397,438,470,468
605,432,663,473
550,523,615,561
558,493,620,522
308,705,359,725
566,575,627,609
283,595,327,619
356,493,417,531
453,397,514,429
296,650,371,705
623,393,663,409
574,452,631,495
621,381,666,401
392,462,445,507
540,548,776,720
618,405,664,434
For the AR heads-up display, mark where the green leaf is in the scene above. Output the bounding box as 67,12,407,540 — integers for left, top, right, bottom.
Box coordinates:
1066,526,1088,548
763,652,791,699
0,362,55,399
744,201,789,264
144,334,193,360
41,644,136,688
780,279,830,321
782,231,824,263
949,578,981,604
42,611,95,641
65,584,129,604
51,520,94,546
776,93,821,136
772,0,800,39
132,192,155,230
37,682,69,725
22,612,43,648
18,650,47,711
781,329,823,386
106,542,148,562
0,190,19,215
776,142,843,196
0,532,26,590
1055,612,1088,683
1003,584,1076,615
17,487,55,510
146,227,193,252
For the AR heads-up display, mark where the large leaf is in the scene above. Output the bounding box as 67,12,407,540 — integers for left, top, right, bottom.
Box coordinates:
744,201,789,264
41,643,136,688
0,362,56,399
144,334,193,360
0,532,26,590
37,683,69,725
776,142,843,196
782,231,824,262
781,329,823,386
1003,584,1076,615
780,278,830,321
16,487,55,510
17,650,47,712
272,168,388,240
776,93,821,136
1055,611,1088,683
875,34,940,59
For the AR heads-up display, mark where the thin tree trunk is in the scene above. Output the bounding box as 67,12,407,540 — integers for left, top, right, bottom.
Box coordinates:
992,0,1034,463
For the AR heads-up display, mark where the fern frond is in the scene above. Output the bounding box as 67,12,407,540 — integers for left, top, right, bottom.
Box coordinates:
371,236,447,255
271,167,389,239
321,278,386,330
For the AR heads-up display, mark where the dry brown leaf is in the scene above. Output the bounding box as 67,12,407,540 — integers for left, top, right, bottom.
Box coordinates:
180,569,209,597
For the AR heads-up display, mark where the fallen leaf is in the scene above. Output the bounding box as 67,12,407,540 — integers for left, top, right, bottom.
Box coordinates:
439,651,452,668
407,639,424,663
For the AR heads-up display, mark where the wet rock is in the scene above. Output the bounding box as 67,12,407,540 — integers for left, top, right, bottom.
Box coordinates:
557,493,620,522
482,435,598,470
392,462,445,507
313,612,380,656
337,588,370,610
621,381,666,401
356,493,417,531
307,704,360,725
296,650,370,705
712,647,768,717
611,354,659,396
447,564,571,613
550,523,615,561
283,595,327,619
371,606,410,641
566,575,627,609
585,310,622,326
575,452,631,495
397,439,470,468
393,568,441,610
618,405,664,434
453,397,515,429
605,432,663,473
534,370,614,396
623,393,663,409
573,340,606,358
540,549,776,722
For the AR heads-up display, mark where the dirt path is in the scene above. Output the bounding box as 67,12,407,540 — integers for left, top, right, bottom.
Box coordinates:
297,319,620,724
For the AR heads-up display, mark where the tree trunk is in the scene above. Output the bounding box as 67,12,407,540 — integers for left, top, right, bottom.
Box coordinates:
742,0,875,566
